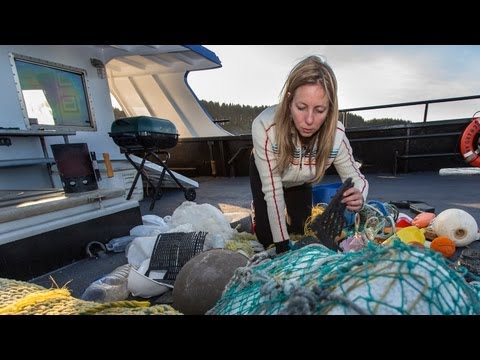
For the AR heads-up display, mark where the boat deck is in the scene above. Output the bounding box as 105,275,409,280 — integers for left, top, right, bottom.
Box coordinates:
30,171,480,299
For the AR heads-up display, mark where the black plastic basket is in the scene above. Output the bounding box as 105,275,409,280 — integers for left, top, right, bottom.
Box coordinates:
146,231,207,286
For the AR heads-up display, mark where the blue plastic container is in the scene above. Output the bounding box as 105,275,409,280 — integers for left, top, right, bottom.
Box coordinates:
312,182,354,226
312,182,342,205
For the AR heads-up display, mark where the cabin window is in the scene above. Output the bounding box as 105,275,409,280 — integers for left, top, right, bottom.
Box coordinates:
10,53,94,130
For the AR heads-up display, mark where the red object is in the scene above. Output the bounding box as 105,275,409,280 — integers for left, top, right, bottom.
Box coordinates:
395,218,412,228
460,117,480,167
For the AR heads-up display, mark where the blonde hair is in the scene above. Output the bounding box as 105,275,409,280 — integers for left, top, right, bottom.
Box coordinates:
274,55,339,183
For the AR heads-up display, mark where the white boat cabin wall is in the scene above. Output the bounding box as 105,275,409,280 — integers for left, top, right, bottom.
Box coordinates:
0,45,228,191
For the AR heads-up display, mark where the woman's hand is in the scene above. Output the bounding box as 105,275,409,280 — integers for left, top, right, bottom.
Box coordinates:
341,186,364,212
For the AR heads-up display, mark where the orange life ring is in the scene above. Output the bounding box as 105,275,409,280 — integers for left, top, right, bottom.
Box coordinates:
460,117,480,167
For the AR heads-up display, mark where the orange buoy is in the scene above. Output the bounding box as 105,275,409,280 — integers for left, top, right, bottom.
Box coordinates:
460,117,480,167
430,236,456,258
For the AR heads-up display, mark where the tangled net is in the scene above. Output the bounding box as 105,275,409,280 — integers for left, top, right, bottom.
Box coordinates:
208,241,480,315
298,178,353,250
358,201,399,242
0,278,180,315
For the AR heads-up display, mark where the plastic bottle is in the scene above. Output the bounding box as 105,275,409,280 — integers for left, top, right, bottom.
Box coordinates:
81,263,131,303
106,235,136,253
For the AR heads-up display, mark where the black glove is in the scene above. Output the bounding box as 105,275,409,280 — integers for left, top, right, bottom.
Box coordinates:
275,240,291,254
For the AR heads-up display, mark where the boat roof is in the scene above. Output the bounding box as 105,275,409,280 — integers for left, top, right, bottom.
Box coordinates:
94,45,221,71
97,44,230,137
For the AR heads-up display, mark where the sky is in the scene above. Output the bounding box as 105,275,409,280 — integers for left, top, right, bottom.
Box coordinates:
187,45,480,122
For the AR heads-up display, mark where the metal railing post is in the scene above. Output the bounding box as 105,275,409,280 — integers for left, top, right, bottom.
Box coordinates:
423,103,429,122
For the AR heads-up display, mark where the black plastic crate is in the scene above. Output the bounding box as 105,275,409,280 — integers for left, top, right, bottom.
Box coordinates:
146,231,207,286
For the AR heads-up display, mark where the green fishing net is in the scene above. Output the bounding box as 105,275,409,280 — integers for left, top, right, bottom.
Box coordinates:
208,240,480,315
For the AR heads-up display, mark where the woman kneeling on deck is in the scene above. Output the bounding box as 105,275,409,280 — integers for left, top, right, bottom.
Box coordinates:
250,55,369,254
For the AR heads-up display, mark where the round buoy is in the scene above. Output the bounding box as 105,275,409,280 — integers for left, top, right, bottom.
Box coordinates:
172,249,248,315
460,117,480,167
429,208,478,247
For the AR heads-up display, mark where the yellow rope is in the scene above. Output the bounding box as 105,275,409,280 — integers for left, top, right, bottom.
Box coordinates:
87,303,180,315
0,278,181,315
304,204,325,237
0,288,71,315
79,300,151,314
225,232,258,257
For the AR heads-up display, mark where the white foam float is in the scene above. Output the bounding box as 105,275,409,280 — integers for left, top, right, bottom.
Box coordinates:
428,208,479,247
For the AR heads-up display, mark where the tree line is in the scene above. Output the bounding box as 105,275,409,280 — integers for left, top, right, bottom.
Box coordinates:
200,100,268,135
